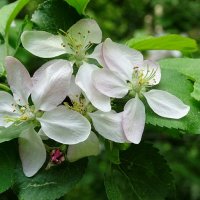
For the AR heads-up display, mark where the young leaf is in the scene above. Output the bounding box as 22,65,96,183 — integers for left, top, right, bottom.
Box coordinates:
14,159,87,200
160,58,200,82
31,0,81,34
104,143,175,200
64,0,90,15
160,58,200,101
145,68,200,134
191,81,200,101
0,0,29,37
0,141,17,193
127,34,198,52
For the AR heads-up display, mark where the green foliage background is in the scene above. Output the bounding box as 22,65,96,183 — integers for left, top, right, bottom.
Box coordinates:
0,0,200,200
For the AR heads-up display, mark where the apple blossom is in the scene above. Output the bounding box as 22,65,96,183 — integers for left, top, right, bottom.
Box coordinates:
66,75,128,146
21,19,102,62
64,75,101,162
21,19,110,112
91,38,190,144
0,56,91,177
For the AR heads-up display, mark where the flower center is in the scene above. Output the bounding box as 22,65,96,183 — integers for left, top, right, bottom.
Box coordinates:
19,106,35,121
4,104,36,124
64,98,87,115
128,65,158,96
60,30,92,62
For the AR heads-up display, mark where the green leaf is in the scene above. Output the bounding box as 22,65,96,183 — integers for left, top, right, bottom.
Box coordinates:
14,159,87,200
105,142,120,165
64,0,90,15
105,143,175,200
0,141,17,193
0,121,31,143
160,58,200,101
160,58,200,82
31,0,81,34
0,0,29,37
127,34,198,52
0,0,8,9
191,81,200,101
104,174,123,200
146,68,200,134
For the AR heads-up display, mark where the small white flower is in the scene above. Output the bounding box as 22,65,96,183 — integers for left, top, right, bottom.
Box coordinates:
65,76,101,162
21,19,102,62
67,75,128,144
0,56,91,177
21,19,110,112
92,38,190,144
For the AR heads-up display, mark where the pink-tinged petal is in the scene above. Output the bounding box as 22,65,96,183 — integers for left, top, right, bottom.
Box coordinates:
123,97,145,144
19,126,46,177
5,56,32,105
31,59,72,111
67,75,81,102
67,131,100,162
21,31,67,58
68,19,102,48
93,68,129,98
38,106,91,145
0,91,20,127
88,43,107,67
75,63,111,112
89,110,128,143
142,60,161,85
102,38,143,81
144,89,190,119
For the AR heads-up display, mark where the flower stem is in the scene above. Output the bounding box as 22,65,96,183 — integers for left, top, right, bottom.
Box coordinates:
0,83,10,92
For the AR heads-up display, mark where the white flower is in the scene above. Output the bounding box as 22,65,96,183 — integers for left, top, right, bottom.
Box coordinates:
91,38,190,144
21,19,110,112
64,76,101,162
67,75,128,144
0,56,91,177
21,19,102,61
75,62,111,112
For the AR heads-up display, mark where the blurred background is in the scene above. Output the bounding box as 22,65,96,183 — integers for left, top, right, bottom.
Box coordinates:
1,0,200,199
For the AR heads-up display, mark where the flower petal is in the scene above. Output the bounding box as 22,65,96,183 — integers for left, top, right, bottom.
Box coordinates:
122,97,145,144
68,19,102,48
31,59,72,111
75,63,111,112
89,110,128,143
0,91,20,127
67,131,100,162
88,43,107,67
5,56,32,105
144,89,190,119
67,75,81,102
19,126,46,177
21,31,67,58
93,68,129,98
142,60,161,85
102,38,143,80
38,128,49,140
38,106,91,145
